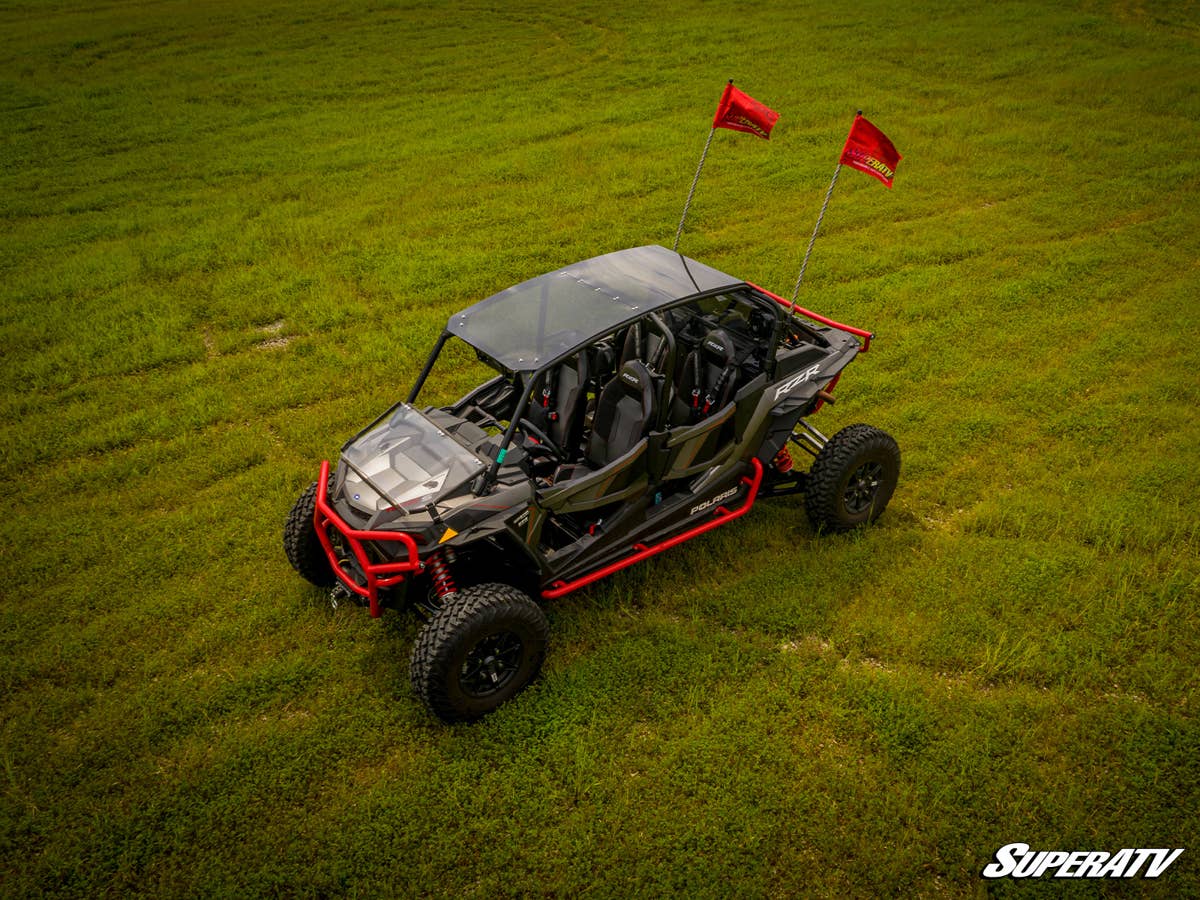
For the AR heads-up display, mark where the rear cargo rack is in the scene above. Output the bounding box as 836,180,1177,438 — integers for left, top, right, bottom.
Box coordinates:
747,281,873,352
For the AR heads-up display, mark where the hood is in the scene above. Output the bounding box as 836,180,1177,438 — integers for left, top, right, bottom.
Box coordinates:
338,404,487,516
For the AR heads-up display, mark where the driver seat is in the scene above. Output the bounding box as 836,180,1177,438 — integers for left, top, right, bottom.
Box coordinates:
526,352,589,458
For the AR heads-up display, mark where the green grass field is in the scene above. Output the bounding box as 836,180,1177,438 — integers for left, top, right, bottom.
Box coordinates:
3,0,1198,895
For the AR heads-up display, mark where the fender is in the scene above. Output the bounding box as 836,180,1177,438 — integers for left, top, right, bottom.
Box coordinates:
773,363,821,401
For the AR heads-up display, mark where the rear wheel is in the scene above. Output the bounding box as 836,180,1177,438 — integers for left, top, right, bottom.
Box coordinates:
284,481,336,587
805,424,900,533
410,583,549,723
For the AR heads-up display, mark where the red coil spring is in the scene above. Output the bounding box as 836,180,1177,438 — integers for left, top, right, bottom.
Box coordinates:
772,446,794,474
426,549,457,600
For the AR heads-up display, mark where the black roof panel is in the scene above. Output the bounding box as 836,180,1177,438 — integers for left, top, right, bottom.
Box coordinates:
446,245,742,371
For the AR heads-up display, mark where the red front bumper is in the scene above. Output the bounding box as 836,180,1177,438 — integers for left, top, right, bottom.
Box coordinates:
313,459,421,618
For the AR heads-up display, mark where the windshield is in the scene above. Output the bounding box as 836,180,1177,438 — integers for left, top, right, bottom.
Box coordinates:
340,404,486,514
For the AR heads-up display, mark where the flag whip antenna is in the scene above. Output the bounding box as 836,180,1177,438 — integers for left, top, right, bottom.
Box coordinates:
674,79,735,253
675,79,778,253
673,125,717,252
790,109,861,315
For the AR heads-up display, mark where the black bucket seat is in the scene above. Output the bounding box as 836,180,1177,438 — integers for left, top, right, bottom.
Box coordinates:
585,359,659,467
672,328,737,425
527,352,589,458
538,358,661,514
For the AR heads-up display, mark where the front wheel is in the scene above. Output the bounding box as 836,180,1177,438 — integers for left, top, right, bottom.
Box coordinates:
805,424,900,533
284,480,336,587
410,583,549,723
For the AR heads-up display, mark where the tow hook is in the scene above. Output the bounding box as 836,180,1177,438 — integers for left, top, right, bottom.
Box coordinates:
329,582,352,609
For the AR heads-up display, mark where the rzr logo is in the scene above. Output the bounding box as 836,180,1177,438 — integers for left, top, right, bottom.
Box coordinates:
690,485,739,516
704,340,726,355
621,371,640,386
982,844,1184,879
773,363,822,401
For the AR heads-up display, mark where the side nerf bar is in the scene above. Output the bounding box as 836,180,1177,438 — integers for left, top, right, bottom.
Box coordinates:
542,459,763,600
747,281,873,353
313,459,421,618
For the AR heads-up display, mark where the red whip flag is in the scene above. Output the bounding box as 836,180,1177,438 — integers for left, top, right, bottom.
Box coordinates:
840,114,901,187
674,80,779,251
713,82,779,140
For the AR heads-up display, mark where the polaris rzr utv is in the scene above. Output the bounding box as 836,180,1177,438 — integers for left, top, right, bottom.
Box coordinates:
284,245,899,722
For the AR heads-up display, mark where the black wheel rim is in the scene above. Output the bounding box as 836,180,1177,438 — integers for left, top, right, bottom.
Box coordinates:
844,461,884,515
459,631,525,698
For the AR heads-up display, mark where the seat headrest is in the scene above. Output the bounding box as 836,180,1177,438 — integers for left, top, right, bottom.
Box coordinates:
616,359,654,398
700,329,735,365
590,341,615,377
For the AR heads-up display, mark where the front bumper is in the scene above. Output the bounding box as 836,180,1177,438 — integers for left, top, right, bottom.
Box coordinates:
314,459,420,617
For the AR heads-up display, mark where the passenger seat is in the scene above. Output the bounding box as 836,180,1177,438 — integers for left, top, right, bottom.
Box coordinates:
555,360,659,481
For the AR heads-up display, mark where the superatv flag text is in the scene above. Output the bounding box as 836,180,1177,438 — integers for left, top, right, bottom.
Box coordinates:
840,113,901,188
712,82,779,140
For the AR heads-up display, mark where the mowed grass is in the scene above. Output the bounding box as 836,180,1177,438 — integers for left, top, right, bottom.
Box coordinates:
2,0,1198,895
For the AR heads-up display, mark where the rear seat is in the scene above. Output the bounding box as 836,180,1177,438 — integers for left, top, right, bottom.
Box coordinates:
670,327,738,426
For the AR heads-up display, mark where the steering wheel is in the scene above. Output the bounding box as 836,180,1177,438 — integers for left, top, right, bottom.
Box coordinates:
516,417,562,459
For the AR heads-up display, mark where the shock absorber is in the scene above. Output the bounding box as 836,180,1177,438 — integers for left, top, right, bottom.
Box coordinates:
772,445,794,474
426,548,458,602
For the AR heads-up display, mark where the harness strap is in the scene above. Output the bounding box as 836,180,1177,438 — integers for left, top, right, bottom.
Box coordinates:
711,363,735,407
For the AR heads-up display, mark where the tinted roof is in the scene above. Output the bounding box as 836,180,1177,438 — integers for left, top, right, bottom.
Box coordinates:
446,245,742,371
